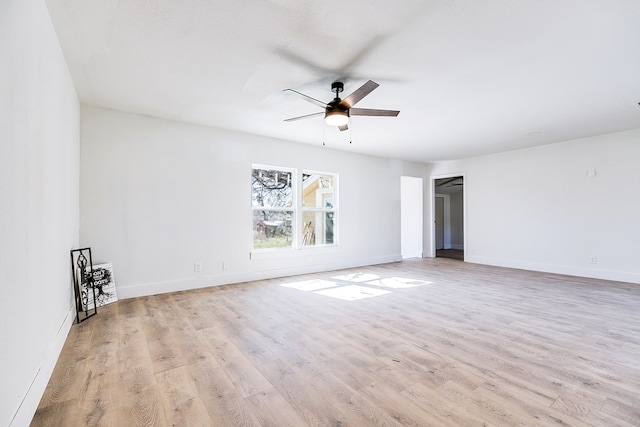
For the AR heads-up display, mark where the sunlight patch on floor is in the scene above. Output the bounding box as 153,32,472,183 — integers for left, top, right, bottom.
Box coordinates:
314,285,390,301
280,271,433,301
280,279,339,292
331,272,380,282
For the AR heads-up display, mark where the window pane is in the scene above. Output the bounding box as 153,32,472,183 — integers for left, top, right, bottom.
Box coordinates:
302,174,334,208
253,210,293,249
302,211,334,246
252,168,293,208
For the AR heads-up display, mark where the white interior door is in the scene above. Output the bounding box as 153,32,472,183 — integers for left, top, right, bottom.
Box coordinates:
401,176,423,259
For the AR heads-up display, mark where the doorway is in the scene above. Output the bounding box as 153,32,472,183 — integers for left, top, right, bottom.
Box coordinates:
434,176,464,261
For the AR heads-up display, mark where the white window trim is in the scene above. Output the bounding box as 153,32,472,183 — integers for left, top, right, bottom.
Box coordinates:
251,165,296,252
300,170,338,248
251,165,338,251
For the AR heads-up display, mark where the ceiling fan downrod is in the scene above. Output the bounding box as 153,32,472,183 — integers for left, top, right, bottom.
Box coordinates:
331,81,344,99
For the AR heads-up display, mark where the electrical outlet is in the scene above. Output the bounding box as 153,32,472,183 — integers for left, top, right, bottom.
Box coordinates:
194,262,201,272
590,257,597,265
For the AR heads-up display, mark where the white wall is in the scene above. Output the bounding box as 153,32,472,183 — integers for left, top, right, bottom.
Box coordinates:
80,106,427,297
431,129,640,283
0,1,80,425
401,176,423,258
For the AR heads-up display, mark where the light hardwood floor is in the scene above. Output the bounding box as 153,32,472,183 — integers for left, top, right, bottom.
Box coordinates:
33,258,640,426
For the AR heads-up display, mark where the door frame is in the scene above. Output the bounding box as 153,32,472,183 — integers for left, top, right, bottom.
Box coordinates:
430,173,466,259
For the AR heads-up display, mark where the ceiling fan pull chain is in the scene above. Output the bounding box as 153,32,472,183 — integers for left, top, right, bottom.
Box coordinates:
322,119,326,146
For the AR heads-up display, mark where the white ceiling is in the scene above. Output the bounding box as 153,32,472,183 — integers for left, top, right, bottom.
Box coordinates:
45,0,640,162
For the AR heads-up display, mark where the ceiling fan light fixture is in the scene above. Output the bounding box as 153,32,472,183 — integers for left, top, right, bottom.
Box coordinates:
325,110,349,127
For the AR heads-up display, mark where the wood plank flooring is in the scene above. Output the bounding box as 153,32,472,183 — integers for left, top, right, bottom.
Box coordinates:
435,249,464,261
32,259,640,426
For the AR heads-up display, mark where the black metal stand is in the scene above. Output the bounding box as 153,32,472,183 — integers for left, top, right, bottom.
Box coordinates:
70,247,97,323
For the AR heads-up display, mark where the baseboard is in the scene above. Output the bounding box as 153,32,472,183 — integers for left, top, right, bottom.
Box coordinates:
117,254,403,299
11,308,75,427
326,254,402,271
466,255,640,285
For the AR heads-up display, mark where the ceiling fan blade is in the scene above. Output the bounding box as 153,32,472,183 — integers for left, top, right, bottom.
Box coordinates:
284,112,324,122
276,35,392,86
283,89,327,109
341,80,379,108
350,108,400,117
338,124,349,132
437,177,463,187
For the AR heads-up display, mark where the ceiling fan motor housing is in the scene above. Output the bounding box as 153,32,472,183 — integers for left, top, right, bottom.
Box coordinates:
326,99,349,114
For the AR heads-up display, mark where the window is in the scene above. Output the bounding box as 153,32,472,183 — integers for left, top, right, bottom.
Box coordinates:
252,167,294,249
301,173,335,246
252,166,337,250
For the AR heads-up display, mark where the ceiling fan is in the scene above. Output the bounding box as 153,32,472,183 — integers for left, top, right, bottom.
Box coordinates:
283,80,399,131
